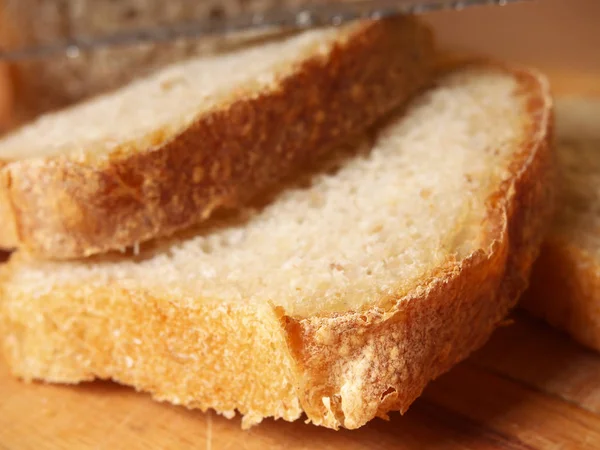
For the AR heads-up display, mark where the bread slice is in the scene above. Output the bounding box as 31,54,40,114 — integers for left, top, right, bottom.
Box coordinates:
522,97,600,351
0,62,553,430
0,17,434,259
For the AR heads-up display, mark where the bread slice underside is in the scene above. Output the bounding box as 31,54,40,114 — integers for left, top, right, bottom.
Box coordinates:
0,16,434,259
0,62,553,430
523,97,600,351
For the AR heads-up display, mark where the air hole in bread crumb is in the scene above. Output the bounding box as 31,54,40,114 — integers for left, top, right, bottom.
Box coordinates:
369,224,383,234
380,387,397,400
200,241,214,254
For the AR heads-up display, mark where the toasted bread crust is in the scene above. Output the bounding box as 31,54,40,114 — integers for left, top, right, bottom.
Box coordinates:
0,17,434,259
0,63,553,430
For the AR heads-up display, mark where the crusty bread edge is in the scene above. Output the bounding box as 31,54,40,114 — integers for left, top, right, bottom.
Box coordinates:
522,237,600,352
280,60,554,429
0,16,434,259
0,283,305,428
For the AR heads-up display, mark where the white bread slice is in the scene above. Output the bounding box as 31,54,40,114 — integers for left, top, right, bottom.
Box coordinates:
0,62,553,430
523,97,600,351
0,17,434,259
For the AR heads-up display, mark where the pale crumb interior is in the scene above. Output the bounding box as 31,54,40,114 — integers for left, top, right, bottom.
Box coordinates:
8,68,527,317
552,98,600,258
0,26,340,161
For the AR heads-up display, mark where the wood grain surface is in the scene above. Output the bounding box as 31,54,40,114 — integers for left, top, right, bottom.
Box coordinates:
2,314,600,449
1,0,600,448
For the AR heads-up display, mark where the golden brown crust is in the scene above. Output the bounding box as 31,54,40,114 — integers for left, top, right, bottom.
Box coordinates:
522,238,600,351
0,17,434,259
282,61,554,428
0,62,554,430
0,285,303,428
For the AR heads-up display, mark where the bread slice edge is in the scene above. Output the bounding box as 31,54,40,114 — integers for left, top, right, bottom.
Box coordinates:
280,60,554,428
0,16,434,259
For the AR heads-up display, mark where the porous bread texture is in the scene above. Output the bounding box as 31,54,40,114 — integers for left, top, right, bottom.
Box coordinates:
0,0,335,119
523,97,600,351
0,16,434,259
0,63,554,429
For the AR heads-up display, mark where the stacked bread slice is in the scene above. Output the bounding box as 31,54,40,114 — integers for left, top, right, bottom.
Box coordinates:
523,97,600,352
0,17,433,259
0,16,556,429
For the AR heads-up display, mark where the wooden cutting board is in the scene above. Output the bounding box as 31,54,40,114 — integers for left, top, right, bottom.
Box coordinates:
1,1,600,448
2,314,600,449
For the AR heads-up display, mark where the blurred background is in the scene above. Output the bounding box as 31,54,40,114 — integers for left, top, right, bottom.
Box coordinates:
425,0,600,95
0,0,598,129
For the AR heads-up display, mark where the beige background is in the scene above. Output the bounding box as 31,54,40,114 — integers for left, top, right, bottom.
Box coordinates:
425,0,600,94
